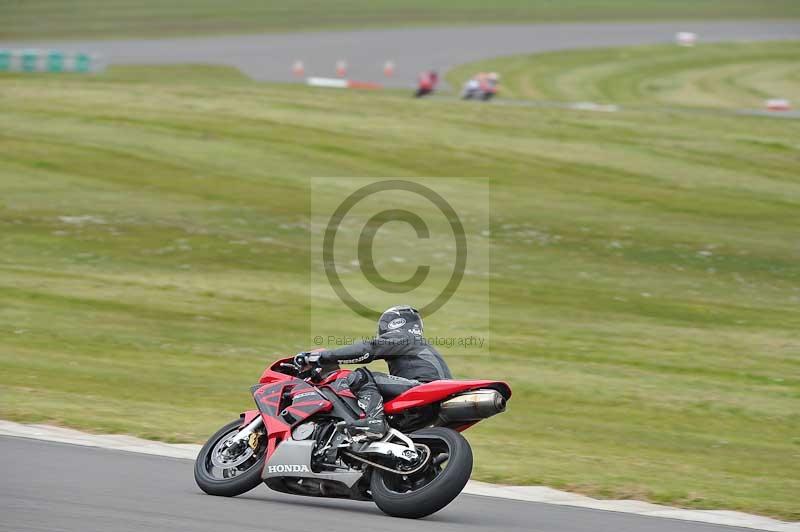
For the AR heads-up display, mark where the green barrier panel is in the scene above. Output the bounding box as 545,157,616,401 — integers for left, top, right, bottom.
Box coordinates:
21,50,38,72
75,53,90,73
0,49,100,73
47,51,64,72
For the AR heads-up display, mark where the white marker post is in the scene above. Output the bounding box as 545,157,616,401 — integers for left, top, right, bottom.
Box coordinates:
335,59,347,78
292,60,304,78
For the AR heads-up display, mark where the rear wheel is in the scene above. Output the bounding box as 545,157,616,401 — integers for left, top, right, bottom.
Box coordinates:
370,427,472,518
194,419,266,497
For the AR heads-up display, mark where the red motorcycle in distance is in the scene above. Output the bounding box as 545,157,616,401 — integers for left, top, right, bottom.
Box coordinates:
195,356,511,518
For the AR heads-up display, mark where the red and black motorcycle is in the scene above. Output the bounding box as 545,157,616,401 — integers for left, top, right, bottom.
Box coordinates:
194,355,511,518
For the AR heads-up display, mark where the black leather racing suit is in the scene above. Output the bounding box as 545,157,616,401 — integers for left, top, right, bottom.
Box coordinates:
321,329,451,386
318,330,452,435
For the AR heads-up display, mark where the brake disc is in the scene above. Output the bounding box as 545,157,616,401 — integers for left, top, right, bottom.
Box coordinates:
211,437,255,469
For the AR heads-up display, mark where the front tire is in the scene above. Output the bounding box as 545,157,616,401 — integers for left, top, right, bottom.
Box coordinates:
194,419,266,497
371,427,473,518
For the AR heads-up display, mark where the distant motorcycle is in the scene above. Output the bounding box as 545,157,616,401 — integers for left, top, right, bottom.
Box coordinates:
461,73,499,101
414,69,439,98
194,355,511,518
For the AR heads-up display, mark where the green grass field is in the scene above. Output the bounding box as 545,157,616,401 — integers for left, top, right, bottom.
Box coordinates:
3,0,800,40
448,41,800,110
0,62,799,519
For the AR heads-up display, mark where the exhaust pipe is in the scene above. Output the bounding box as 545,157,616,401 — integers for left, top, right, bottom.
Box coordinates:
439,389,506,423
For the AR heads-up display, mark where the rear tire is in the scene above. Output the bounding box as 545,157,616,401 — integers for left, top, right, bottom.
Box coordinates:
194,419,266,497
371,427,472,518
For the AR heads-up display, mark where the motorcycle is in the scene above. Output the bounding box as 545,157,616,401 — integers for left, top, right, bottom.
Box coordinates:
414,70,439,98
461,74,499,101
194,355,511,518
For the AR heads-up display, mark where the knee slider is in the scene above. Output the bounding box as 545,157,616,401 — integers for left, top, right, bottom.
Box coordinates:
346,367,374,392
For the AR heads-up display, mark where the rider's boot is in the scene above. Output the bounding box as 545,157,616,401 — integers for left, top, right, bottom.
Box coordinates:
347,381,387,441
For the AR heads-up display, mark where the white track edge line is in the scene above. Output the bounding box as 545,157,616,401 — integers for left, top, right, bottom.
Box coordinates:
0,420,796,532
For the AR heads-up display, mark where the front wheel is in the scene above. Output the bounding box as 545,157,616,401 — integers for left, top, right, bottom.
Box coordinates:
194,419,266,497
370,427,473,518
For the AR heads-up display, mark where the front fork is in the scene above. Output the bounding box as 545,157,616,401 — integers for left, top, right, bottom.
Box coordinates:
228,415,264,448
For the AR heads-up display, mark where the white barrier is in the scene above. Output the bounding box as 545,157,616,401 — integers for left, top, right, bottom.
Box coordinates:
675,32,697,47
765,99,791,111
306,77,383,90
307,77,348,88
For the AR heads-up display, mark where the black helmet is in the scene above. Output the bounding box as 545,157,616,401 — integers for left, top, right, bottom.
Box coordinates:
378,305,423,336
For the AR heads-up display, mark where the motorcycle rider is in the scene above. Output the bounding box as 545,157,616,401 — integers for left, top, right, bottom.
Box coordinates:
462,71,499,100
462,74,481,99
295,305,452,441
414,69,439,98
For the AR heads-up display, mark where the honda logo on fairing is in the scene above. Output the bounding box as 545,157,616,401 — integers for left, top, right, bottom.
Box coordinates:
267,464,310,473
292,391,318,400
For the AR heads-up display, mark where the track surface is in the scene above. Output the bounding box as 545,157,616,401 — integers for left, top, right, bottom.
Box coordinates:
0,437,759,532
2,21,799,86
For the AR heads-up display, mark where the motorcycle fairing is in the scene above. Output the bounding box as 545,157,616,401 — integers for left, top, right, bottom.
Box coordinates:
285,381,334,422
240,409,261,426
261,439,362,489
321,371,357,399
252,381,332,421
251,380,333,460
384,379,511,414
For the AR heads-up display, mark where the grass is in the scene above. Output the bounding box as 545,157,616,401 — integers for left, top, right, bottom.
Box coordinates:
0,63,799,520
2,0,800,40
447,41,800,110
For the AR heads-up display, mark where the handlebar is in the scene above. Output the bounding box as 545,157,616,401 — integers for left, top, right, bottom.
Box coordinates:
276,359,319,378
263,355,341,384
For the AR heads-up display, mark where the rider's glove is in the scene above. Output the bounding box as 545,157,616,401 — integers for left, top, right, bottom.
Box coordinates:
294,352,323,368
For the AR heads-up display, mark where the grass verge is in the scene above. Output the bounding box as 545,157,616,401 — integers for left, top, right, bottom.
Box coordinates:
3,1,800,40
0,63,798,519
447,41,800,110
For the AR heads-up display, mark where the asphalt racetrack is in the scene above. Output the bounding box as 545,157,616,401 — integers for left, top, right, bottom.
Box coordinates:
2,21,799,86
0,437,763,532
